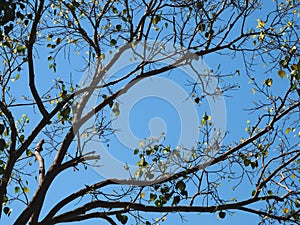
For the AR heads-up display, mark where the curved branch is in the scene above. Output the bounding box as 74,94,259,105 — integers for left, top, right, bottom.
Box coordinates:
254,150,300,197
49,195,285,224
238,206,296,223
40,100,300,223
0,101,17,217
34,139,45,186
49,212,119,225
26,0,48,118
30,139,45,225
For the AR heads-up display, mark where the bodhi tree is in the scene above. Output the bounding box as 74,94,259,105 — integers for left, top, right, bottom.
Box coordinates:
0,0,300,224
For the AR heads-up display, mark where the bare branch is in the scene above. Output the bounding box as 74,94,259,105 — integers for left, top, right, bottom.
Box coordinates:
34,139,45,186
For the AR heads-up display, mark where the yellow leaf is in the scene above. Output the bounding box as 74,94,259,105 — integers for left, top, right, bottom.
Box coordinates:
264,78,273,87
99,53,105,60
112,102,120,117
291,174,296,179
140,192,145,199
256,19,265,29
258,32,265,41
139,140,143,147
23,187,30,193
286,127,291,134
282,208,289,214
153,15,161,25
278,70,285,78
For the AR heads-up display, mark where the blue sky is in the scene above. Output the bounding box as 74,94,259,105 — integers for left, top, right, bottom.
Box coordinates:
2,1,297,224
3,45,272,225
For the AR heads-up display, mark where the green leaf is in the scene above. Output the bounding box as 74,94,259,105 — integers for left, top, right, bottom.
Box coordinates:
251,160,258,169
147,172,154,179
14,186,20,194
49,62,57,73
110,39,117,46
56,37,62,45
145,149,152,155
67,3,76,11
26,149,32,157
0,124,5,135
3,207,11,216
172,195,180,206
161,186,169,194
155,199,162,207
116,24,122,31
175,181,186,192
280,59,288,68
181,190,188,198
219,211,226,219
134,148,139,155
16,45,26,53
197,2,204,8
46,35,52,42
116,213,128,224
150,193,157,201
203,112,210,121
244,159,251,166
112,7,118,14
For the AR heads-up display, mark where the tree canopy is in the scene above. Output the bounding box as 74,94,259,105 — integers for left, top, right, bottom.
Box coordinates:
0,0,299,224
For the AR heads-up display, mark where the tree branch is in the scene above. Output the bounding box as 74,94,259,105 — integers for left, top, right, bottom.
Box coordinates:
49,195,285,224
26,0,48,118
0,101,18,217
34,139,45,186
30,139,45,225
